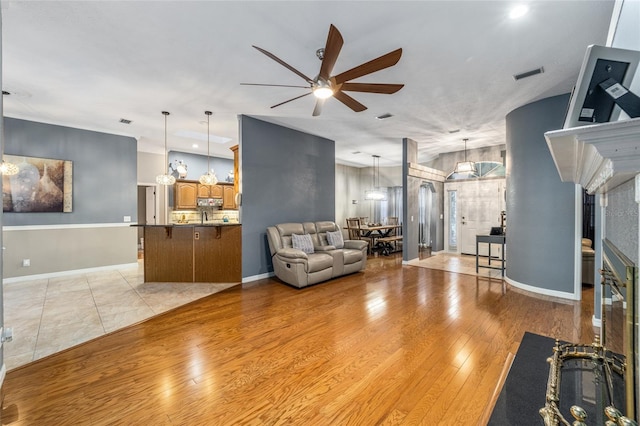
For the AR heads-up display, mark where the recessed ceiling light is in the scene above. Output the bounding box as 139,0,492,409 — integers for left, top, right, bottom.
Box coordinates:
509,4,529,19
192,144,199,148
119,118,132,124
352,151,361,154
448,129,461,134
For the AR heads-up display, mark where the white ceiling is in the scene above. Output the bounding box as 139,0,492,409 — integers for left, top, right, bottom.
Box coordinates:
1,1,614,167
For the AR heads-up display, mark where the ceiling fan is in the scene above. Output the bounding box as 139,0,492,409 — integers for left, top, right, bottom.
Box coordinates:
243,24,404,116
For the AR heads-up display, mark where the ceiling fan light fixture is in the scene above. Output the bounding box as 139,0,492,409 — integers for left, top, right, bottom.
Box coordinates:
312,79,334,99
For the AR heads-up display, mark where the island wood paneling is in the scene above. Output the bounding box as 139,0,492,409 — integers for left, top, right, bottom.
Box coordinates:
143,226,194,282
194,225,241,282
2,255,597,425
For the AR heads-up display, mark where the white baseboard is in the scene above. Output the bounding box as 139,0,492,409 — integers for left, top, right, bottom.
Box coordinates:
504,275,579,301
592,315,602,328
242,271,274,283
2,262,139,285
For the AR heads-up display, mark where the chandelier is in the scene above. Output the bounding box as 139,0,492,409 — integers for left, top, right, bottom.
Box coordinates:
156,111,176,185
364,154,387,201
453,138,477,174
199,111,218,185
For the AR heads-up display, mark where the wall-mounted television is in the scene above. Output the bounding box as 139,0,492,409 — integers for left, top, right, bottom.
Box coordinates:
564,45,640,129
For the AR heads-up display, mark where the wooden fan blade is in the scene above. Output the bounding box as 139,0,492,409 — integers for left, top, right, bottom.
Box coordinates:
241,83,310,89
312,98,325,117
271,92,312,109
318,24,344,81
333,48,403,85
333,90,367,112
339,82,404,94
252,45,314,84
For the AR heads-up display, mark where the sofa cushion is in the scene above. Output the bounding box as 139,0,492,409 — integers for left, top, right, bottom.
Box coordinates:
292,233,314,254
307,253,333,273
326,230,344,249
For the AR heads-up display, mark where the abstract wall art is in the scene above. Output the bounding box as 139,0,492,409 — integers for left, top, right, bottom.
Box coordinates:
2,155,73,213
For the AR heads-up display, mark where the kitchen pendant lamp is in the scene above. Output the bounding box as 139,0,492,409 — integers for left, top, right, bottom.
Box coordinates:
199,111,218,186
453,138,477,174
364,154,387,201
156,111,176,185
0,160,18,176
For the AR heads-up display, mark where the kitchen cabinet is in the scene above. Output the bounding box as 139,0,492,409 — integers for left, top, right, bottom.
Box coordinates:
197,183,223,199
223,185,235,209
210,184,223,199
197,184,211,198
174,181,198,209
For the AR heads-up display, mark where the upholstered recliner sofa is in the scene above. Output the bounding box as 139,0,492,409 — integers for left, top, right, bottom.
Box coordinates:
266,221,368,288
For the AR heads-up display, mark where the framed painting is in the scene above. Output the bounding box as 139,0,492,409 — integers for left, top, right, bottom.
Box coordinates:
2,155,73,213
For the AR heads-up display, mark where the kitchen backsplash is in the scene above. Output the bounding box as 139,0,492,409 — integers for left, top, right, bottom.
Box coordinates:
171,208,240,224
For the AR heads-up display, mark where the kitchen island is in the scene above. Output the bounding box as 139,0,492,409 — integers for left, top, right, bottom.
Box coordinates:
140,223,241,283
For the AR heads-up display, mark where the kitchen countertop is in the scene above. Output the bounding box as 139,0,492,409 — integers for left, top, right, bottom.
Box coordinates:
132,222,241,227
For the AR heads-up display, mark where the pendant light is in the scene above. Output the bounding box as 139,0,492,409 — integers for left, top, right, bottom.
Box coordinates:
199,111,218,185
364,154,387,201
156,111,176,185
453,138,477,174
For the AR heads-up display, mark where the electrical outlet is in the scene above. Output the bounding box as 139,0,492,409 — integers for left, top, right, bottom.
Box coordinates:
22,259,30,267
124,216,131,222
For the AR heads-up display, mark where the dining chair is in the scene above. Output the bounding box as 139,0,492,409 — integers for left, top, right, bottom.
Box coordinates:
346,218,372,254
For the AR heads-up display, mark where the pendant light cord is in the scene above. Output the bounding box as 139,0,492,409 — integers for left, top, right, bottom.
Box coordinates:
205,111,212,173
162,111,170,172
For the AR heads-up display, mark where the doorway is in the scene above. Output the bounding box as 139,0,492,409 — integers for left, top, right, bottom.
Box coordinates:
444,179,506,255
137,185,158,255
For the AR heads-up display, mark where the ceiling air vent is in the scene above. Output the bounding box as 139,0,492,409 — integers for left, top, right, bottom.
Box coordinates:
119,118,132,124
513,67,545,81
375,113,394,120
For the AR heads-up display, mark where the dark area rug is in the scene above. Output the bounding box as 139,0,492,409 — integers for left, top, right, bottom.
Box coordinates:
488,331,556,425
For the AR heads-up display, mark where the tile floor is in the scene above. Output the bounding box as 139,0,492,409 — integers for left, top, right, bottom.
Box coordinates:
3,260,238,371
407,251,505,278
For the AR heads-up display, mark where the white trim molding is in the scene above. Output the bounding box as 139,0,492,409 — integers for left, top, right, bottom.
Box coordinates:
2,262,138,284
505,276,580,301
242,272,274,284
3,222,135,231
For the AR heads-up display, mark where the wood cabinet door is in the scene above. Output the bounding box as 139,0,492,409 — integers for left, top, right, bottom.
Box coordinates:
223,185,235,209
175,182,198,209
210,185,223,199
197,184,211,198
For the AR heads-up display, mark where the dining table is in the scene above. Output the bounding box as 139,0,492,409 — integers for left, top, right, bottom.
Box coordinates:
358,224,402,255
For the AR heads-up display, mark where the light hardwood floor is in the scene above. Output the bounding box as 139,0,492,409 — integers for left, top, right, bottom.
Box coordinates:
2,254,596,425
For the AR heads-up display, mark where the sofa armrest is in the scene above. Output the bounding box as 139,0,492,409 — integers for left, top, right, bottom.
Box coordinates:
314,245,336,252
276,248,309,260
344,240,368,251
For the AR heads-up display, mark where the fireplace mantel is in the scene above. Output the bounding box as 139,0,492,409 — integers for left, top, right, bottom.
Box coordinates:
544,117,640,194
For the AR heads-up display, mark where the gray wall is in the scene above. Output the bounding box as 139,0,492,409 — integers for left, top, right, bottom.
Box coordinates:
403,138,420,262
168,150,234,183
240,115,335,279
505,94,576,293
3,117,137,225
